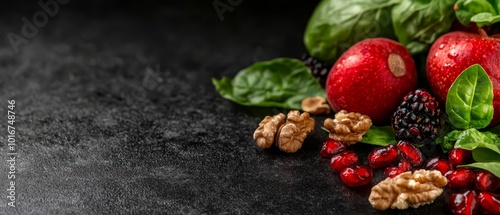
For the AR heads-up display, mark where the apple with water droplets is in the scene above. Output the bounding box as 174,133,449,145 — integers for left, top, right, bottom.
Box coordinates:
426,30,500,126
325,38,417,124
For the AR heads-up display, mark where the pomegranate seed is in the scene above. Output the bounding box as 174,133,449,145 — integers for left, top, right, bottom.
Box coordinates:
449,148,472,166
384,159,412,178
368,144,399,169
445,168,476,189
396,140,424,167
339,165,373,187
424,157,454,175
475,170,500,192
448,190,477,215
329,150,359,172
320,138,347,158
478,192,500,214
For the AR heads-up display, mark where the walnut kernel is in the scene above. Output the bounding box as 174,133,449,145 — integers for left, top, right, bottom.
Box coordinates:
253,113,285,149
323,110,372,145
276,110,315,153
301,96,331,115
368,170,447,210
253,110,315,153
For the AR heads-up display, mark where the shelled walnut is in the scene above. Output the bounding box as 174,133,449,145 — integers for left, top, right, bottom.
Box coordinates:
323,110,371,145
276,110,316,153
253,113,285,149
301,96,331,115
368,170,447,210
253,110,315,153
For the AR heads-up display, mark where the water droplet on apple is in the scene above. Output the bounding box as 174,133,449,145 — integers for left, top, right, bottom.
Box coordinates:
448,50,459,58
439,44,446,49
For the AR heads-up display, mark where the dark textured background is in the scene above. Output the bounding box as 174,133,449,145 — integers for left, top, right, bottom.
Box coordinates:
0,1,451,214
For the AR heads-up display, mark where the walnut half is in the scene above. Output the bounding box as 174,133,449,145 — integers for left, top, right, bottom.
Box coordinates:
253,110,315,153
253,113,286,149
301,96,331,115
323,110,372,145
368,170,447,210
276,110,315,153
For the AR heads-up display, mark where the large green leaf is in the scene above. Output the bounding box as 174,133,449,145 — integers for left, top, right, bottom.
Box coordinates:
446,64,493,129
391,0,456,54
304,0,399,62
212,58,326,110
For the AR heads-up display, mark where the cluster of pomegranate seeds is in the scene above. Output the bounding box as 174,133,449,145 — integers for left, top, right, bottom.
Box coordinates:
320,138,372,187
448,169,500,214
449,189,500,215
318,134,500,214
367,140,425,178
419,147,500,214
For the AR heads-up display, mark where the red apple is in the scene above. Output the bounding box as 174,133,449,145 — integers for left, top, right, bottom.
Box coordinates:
426,30,500,126
325,38,417,124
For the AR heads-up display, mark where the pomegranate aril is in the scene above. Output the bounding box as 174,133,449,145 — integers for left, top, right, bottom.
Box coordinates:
330,150,359,172
448,190,477,215
368,144,399,169
475,170,500,192
320,138,347,158
424,156,453,175
478,192,500,214
445,168,476,189
339,165,373,187
449,148,472,166
396,140,423,167
384,159,412,178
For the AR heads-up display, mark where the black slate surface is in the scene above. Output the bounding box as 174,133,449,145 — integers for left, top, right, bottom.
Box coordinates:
0,1,452,214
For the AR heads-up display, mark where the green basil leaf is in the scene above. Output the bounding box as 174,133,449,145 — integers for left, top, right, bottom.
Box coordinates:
455,0,497,25
491,0,500,13
440,130,464,152
391,0,456,54
453,128,500,154
482,131,500,143
470,12,500,26
446,64,494,130
361,126,396,146
459,162,500,178
212,58,326,110
472,147,500,162
304,0,399,62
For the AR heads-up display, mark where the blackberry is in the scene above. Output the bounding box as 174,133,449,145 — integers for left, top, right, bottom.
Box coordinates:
391,89,442,145
301,54,332,87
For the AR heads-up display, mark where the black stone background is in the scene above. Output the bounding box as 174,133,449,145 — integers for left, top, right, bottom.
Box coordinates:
0,1,451,214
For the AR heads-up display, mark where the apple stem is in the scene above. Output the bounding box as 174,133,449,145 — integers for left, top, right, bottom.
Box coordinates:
478,28,489,37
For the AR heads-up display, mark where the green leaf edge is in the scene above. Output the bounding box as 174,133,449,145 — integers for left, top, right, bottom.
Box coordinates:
360,126,395,146
459,162,500,178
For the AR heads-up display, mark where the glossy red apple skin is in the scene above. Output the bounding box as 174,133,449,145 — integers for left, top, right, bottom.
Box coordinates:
325,38,417,125
426,31,500,126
